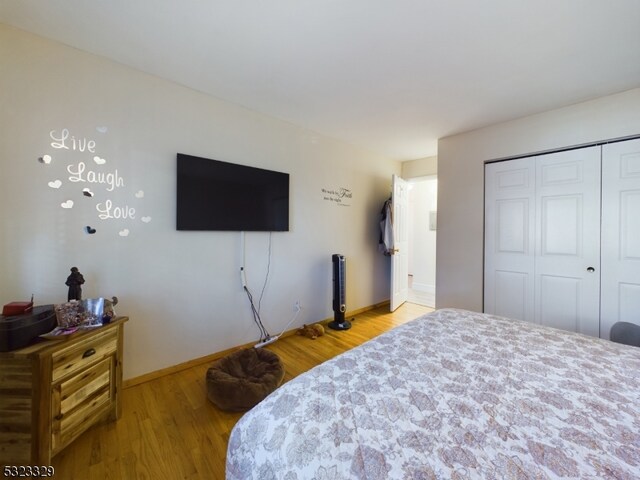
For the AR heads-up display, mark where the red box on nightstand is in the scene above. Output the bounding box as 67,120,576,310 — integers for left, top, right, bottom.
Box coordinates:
2,301,33,316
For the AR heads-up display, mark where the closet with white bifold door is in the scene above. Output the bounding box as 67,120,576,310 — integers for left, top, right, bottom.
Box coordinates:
484,137,640,339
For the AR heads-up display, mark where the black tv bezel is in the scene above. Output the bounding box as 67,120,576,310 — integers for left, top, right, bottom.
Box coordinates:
176,153,290,232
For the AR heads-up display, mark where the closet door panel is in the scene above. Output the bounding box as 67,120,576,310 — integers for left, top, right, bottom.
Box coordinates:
496,198,529,253
539,274,581,332
619,283,640,321
620,191,640,259
484,158,535,321
494,270,528,320
534,147,601,337
540,195,580,256
601,138,640,339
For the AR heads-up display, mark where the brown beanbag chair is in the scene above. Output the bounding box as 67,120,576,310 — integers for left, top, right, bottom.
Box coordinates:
206,348,285,411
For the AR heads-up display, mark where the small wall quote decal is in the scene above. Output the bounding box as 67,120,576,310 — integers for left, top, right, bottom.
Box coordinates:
321,187,352,207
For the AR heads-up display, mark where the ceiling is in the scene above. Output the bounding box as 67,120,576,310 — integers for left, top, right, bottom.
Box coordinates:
2,1,640,161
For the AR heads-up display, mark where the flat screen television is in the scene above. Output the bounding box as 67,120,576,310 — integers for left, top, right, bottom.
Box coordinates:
176,153,289,231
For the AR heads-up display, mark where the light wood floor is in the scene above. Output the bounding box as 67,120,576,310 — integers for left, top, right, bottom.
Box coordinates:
51,302,433,480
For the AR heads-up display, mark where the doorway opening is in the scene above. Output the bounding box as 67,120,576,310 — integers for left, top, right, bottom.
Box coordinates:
407,175,437,308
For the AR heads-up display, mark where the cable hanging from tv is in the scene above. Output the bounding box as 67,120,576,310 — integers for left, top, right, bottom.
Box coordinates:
240,231,274,346
241,272,270,342
240,232,299,348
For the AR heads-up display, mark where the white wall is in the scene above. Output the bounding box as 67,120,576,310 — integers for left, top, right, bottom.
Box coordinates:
0,25,399,379
402,155,437,178
437,88,640,311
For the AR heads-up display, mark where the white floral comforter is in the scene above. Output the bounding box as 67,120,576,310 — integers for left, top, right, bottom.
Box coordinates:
226,309,640,479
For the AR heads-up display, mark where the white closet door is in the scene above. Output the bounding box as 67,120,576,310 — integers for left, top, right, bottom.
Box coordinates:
484,158,536,322
601,138,640,339
534,147,601,336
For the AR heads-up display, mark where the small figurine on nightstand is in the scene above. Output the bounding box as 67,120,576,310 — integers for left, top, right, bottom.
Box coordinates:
65,267,85,301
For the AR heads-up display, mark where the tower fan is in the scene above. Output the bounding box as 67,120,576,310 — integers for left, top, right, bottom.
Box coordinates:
329,254,351,330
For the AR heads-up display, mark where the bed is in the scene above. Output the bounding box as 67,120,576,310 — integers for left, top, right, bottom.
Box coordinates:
226,308,640,479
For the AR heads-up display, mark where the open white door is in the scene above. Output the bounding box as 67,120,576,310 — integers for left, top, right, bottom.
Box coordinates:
390,174,409,311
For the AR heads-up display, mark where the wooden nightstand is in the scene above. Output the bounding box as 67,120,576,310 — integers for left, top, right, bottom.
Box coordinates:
0,317,127,466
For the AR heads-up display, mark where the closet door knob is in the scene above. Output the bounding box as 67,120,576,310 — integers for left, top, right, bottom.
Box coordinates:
587,267,595,273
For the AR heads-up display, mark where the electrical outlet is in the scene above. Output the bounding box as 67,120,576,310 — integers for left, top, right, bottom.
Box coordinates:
294,300,301,311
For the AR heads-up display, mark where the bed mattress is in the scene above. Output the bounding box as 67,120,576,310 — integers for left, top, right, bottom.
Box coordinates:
227,308,640,479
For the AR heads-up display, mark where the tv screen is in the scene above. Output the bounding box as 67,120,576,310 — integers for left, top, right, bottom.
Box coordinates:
176,153,289,231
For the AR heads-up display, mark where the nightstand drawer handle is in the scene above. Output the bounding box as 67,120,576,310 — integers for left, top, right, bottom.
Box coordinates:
82,348,96,358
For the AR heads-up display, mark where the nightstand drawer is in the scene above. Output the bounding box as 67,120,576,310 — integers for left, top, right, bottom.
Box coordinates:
51,357,114,453
52,328,118,382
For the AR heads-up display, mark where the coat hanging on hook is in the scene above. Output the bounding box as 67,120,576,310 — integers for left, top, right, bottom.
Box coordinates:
378,197,393,255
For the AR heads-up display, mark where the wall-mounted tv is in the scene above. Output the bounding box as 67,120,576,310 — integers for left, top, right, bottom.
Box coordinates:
176,153,289,231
